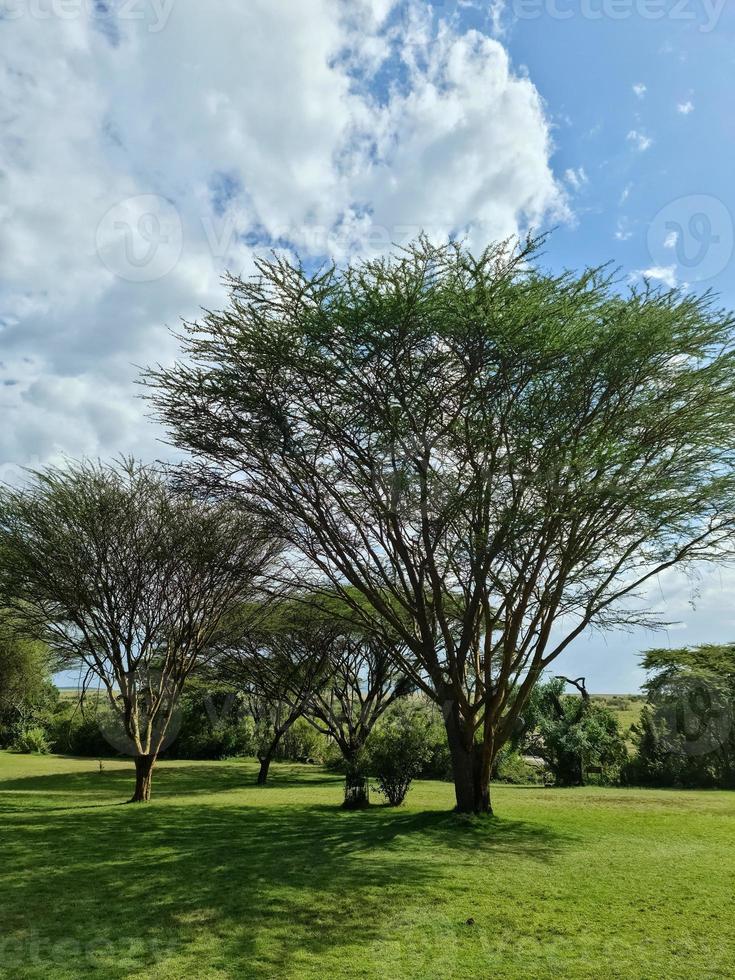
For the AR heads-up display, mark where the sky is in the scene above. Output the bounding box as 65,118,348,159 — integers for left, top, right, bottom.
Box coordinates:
1,0,734,692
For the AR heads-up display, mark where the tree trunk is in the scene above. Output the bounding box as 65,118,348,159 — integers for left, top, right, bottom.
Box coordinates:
129,754,156,803
257,751,273,786
257,728,286,786
342,743,369,809
444,708,493,815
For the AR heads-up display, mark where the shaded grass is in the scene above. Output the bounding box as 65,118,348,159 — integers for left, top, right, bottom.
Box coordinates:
0,753,733,979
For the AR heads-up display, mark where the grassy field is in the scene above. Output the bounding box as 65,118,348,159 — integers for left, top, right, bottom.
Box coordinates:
1,753,733,979
591,694,645,735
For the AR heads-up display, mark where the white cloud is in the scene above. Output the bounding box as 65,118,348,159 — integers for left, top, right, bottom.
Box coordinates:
632,83,647,99
633,265,678,288
664,230,679,249
564,167,588,191
677,100,695,115
0,1,565,477
627,130,653,152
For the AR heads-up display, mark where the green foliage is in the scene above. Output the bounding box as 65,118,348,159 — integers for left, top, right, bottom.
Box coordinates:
279,717,328,763
627,643,735,789
493,748,544,785
171,686,256,761
0,614,56,748
367,708,433,805
11,726,50,754
520,678,628,786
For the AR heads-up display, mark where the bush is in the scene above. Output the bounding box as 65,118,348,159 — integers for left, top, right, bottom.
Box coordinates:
624,703,727,789
278,717,328,763
367,711,433,806
48,705,122,757
494,748,544,785
13,726,50,754
171,689,256,760
518,678,628,786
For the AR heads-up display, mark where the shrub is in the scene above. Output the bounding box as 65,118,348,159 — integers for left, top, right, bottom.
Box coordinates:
367,712,432,806
624,703,726,789
13,726,50,754
518,678,628,786
494,748,544,785
278,717,328,763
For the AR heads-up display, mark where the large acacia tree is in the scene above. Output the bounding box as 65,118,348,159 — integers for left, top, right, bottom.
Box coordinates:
146,237,735,814
0,460,276,801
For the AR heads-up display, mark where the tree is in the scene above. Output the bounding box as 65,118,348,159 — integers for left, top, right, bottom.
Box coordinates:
214,607,332,785
0,614,56,747
0,459,275,802
629,644,735,788
213,597,412,795
146,237,735,813
304,631,413,806
520,677,627,786
367,706,433,806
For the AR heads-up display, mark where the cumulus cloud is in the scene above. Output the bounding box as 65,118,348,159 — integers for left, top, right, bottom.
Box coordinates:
677,100,695,115
633,265,678,288
0,0,565,480
632,82,647,99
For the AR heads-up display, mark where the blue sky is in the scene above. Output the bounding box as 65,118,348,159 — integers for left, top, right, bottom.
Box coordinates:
2,0,734,692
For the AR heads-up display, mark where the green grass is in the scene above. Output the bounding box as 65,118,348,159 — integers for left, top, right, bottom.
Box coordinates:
1,753,733,979
591,694,646,735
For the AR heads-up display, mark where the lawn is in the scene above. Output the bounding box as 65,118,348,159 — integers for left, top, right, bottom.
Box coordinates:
1,753,733,979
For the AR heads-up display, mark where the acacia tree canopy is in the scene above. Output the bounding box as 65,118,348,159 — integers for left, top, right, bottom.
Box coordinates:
146,236,735,814
0,459,277,801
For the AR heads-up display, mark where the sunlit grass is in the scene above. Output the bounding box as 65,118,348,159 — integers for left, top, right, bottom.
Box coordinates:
1,751,733,978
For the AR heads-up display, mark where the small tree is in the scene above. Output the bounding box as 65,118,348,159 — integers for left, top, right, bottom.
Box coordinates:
303,631,414,807
210,601,333,784
0,460,275,802
368,708,432,806
521,677,627,786
147,237,735,813
214,597,412,797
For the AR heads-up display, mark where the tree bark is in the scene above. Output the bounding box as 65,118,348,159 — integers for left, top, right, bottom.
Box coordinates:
444,708,493,815
257,727,287,786
129,754,156,803
257,750,274,785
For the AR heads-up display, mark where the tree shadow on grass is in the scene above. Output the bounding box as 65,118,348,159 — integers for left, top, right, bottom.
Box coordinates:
0,767,572,977
0,760,338,805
